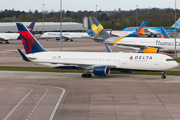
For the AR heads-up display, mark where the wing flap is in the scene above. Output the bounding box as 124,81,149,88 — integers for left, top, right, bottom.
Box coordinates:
34,61,116,69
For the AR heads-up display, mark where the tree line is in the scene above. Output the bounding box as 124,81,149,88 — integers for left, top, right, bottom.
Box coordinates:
0,8,179,30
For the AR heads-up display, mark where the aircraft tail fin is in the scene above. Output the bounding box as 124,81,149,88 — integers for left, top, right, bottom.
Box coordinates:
16,23,46,54
171,18,180,28
89,17,112,41
160,26,170,39
17,22,35,40
126,21,147,37
28,21,35,33
87,28,93,36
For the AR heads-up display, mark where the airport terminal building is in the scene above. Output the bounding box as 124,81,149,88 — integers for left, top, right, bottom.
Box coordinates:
0,22,86,33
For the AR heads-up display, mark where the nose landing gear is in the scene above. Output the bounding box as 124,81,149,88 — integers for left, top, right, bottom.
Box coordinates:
161,71,166,79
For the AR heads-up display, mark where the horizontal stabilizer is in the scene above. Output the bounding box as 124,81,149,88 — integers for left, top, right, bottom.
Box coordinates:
17,49,30,61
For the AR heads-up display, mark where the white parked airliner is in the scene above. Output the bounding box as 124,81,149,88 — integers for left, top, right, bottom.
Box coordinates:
16,23,178,79
89,17,180,54
40,32,90,41
0,22,35,44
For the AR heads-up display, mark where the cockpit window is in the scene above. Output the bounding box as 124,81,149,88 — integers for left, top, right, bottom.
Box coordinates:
166,59,175,61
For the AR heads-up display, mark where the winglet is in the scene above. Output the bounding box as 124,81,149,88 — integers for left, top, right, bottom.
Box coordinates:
160,26,170,39
105,44,112,53
17,49,30,61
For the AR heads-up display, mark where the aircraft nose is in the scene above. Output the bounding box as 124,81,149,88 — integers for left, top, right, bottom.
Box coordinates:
175,61,178,67
172,61,178,68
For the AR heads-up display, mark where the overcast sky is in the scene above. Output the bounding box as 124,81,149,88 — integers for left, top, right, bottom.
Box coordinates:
0,0,178,12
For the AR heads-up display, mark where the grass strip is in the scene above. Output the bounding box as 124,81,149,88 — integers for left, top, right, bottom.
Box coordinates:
0,66,179,76
174,58,180,63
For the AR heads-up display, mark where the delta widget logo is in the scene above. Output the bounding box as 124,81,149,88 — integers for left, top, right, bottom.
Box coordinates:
129,56,133,60
129,56,153,60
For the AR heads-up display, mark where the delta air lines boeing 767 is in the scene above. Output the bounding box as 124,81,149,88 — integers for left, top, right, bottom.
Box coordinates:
16,23,178,79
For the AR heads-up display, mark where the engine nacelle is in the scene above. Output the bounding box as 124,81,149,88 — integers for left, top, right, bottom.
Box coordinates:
143,48,159,53
55,37,60,40
93,66,110,76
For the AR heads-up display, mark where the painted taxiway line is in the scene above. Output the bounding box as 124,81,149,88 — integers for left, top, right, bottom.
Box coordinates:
26,88,48,120
49,87,66,120
4,89,33,120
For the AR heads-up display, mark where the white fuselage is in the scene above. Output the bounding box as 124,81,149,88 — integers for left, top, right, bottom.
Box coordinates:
40,32,90,39
103,37,180,52
107,31,134,37
0,33,19,40
26,51,178,72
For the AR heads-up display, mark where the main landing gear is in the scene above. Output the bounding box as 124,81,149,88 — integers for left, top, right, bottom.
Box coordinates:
82,73,92,78
0,41,9,44
161,71,166,79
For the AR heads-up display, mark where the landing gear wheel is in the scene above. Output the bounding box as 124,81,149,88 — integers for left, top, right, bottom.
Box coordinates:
86,74,92,78
82,74,92,78
65,38,68,41
161,71,166,79
5,41,9,44
161,74,166,79
82,74,87,78
0,42,2,44
70,39,73,41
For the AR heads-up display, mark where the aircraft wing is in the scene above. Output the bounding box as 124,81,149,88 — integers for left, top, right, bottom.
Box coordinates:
62,35,82,39
37,61,116,69
114,43,165,49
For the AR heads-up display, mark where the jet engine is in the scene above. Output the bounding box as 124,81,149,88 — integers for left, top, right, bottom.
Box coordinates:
142,48,159,53
93,66,110,76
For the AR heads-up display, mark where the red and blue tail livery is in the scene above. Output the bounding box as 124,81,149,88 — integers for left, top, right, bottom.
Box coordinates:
16,23,46,54
17,22,35,40
160,26,170,39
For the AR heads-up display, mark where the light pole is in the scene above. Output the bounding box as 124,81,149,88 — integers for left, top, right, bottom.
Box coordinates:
96,5,97,19
174,0,177,58
60,0,62,51
136,5,138,27
43,4,45,34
